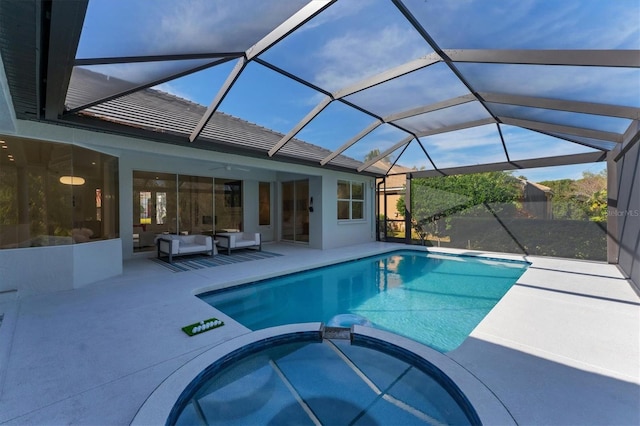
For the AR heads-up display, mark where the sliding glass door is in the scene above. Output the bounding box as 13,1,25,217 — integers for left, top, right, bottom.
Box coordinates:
179,175,213,235
215,179,243,232
282,179,309,243
133,172,246,252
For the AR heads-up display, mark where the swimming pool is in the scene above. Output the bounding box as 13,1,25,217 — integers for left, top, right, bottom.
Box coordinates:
200,250,528,352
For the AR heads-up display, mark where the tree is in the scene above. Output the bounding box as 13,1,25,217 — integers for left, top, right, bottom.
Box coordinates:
402,171,521,220
364,148,395,168
587,189,608,222
575,170,607,198
364,149,381,162
538,178,584,220
578,170,607,221
397,171,521,242
539,170,607,221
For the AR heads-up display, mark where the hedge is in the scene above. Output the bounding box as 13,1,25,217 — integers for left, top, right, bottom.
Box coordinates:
417,217,607,261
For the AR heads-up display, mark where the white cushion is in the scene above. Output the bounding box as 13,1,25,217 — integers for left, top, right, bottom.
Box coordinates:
179,243,208,254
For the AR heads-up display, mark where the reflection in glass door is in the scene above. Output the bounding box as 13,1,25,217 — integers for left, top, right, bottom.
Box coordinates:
282,180,309,243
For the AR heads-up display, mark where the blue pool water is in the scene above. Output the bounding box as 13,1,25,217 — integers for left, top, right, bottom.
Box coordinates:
200,250,528,352
171,330,481,425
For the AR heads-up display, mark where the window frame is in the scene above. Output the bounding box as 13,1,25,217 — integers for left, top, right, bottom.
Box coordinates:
337,179,365,221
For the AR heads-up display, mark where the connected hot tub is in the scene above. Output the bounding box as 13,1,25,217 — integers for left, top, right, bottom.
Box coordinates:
132,324,514,425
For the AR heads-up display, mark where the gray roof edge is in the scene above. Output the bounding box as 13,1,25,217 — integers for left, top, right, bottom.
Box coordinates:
56,113,383,177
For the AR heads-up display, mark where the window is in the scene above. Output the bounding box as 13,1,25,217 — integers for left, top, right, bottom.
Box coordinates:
156,192,167,224
337,180,365,220
139,192,152,224
0,137,119,249
133,172,176,239
95,189,102,221
259,182,271,226
133,171,217,243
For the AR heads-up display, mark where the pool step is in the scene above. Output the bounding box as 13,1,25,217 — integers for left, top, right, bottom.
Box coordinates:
322,326,351,340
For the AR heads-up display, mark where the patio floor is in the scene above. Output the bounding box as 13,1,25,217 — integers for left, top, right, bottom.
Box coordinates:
0,242,638,425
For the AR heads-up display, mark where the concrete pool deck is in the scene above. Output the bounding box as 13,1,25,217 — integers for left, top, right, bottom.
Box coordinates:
0,242,638,425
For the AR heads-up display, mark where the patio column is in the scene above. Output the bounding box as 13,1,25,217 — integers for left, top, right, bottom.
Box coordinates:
606,151,619,264
405,174,412,245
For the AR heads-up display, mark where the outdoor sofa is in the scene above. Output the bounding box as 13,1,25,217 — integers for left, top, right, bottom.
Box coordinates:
215,232,261,255
156,234,216,263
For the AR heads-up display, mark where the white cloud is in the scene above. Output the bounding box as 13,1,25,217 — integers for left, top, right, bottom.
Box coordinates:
297,0,367,33
460,63,640,108
82,59,224,98
153,82,195,103
501,126,597,160
408,0,638,49
404,124,603,170
145,1,307,54
432,148,507,169
343,124,409,161
304,91,330,108
313,24,428,91
345,63,469,117
418,124,507,168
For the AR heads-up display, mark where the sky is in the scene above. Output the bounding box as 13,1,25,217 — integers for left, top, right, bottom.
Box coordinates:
73,0,638,182
512,162,606,183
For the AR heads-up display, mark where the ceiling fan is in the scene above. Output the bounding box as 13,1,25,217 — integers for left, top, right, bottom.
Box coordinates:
209,164,251,172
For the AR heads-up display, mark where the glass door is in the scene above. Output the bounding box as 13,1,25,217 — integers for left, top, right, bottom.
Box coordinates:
258,181,274,241
215,179,243,232
178,175,213,235
282,179,309,243
132,171,177,252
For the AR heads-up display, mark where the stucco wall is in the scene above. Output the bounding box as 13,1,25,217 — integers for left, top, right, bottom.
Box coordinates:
2,120,377,295
73,239,123,288
0,239,122,298
320,173,376,250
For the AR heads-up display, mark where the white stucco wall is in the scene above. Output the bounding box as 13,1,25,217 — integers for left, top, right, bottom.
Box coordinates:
0,245,74,297
0,239,122,298
319,173,376,249
73,239,123,288
1,120,378,295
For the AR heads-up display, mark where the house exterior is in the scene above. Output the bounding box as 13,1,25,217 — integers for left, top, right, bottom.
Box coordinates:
0,83,381,298
521,180,554,219
0,0,638,298
375,162,413,238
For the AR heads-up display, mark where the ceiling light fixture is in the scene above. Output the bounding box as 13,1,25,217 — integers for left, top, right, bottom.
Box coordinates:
59,176,85,185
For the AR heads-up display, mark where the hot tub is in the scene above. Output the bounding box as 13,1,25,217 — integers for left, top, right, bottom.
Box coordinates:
132,324,514,425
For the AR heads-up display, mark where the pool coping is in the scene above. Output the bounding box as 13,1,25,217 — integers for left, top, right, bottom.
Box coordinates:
193,246,530,299
131,322,515,425
354,325,516,425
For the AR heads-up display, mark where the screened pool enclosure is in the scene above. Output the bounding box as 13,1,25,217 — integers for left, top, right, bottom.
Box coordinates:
0,0,634,172
0,0,638,280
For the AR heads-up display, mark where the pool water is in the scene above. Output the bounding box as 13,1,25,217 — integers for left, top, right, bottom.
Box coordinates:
200,250,528,352
174,337,476,425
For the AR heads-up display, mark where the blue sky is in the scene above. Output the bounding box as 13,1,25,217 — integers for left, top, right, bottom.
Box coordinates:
516,162,606,183
75,0,637,181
